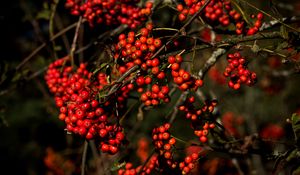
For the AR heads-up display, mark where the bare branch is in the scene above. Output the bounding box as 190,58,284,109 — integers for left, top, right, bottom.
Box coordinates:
198,48,227,79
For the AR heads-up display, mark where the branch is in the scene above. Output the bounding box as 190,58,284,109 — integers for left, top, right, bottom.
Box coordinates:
198,48,227,79
260,16,300,31
168,91,188,123
238,0,300,33
49,0,59,59
81,141,88,175
70,16,83,66
150,0,211,59
16,20,86,70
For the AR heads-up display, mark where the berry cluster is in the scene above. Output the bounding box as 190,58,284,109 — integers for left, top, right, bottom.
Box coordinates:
179,96,217,143
117,155,158,175
114,24,174,107
179,153,199,175
223,52,257,90
177,0,263,35
152,123,205,174
152,123,178,169
140,84,170,106
65,0,153,28
114,23,161,74
168,55,203,91
45,57,126,154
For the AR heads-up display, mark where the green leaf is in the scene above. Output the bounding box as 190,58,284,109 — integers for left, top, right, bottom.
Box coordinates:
110,161,126,171
36,10,50,20
292,164,300,175
286,149,298,162
251,42,261,54
291,113,300,145
92,63,109,74
276,41,289,51
54,45,62,51
280,26,289,40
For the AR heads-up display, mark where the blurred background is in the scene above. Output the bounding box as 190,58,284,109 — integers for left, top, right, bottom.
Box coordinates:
1,0,300,174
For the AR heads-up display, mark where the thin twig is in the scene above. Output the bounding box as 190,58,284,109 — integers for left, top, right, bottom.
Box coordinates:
169,91,188,123
239,0,300,33
89,140,102,175
16,20,85,70
260,16,300,31
49,0,59,59
150,0,211,60
81,141,88,175
70,16,83,66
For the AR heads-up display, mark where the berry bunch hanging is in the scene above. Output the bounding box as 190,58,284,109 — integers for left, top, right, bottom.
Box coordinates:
178,153,199,175
117,155,158,175
223,52,257,90
179,96,217,143
152,123,178,169
45,57,127,154
177,0,263,35
114,24,175,106
152,123,206,174
168,55,203,91
65,0,153,28
114,23,161,74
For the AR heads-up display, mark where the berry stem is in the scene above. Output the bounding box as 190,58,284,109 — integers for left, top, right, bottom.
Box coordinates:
238,0,300,33
81,140,88,175
70,16,83,68
149,0,211,60
16,20,85,71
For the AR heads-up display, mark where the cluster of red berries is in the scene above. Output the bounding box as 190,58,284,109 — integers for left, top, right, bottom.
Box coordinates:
152,123,204,174
152,123,178,169
114,24,174,107
45,57,126,154
177,0,264,35
179,153,199,175
140,84,170,106
168,55,203,91
223,52,257,90
246,12,264,35
117,155,158,175
114,23,162,74
65,0,153,28
179,96,217,143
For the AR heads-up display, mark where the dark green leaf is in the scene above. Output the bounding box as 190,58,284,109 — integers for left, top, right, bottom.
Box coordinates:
291,113,300,145
280,26,289,40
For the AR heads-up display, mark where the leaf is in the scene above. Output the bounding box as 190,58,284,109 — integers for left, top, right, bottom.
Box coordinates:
291,113,300,145
286,149,298,162
251,42,261,54
54,45,62,51
110,161,126,171
280,26,289,40
276,41,289,51
36,10,50,20
292,165,300,175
